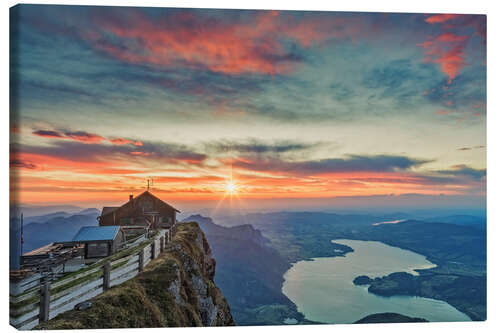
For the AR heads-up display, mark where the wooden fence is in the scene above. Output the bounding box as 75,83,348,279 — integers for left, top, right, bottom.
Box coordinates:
10,226,176,330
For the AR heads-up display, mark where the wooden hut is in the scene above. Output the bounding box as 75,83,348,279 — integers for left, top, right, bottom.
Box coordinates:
98,191,179,230
71,226,125,259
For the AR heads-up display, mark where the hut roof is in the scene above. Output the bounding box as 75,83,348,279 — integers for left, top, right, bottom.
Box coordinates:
72,226,121,242
100,191,180,217
101,206,119,216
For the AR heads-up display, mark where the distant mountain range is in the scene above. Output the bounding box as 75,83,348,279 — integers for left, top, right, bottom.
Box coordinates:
423,215,486,229
21,209,100,253
12,204,89,217
22,208,100,224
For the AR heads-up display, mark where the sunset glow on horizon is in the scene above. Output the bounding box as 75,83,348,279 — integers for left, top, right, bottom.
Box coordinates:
10,6,486,211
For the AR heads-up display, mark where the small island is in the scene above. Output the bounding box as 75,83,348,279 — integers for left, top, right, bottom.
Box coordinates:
355,313,428,324
352,271,485,321
353,275,373,285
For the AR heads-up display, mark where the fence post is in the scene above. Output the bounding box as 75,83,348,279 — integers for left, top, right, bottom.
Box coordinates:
138,248,145,272
160,236,164,253
39,281,51,322
103,263,111,291
151,240,156,260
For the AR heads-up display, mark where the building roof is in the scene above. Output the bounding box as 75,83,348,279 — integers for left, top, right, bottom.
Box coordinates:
23,243,57,256
72,226,121,242
101,206,119,216
143,191,181,213
100,190,180,217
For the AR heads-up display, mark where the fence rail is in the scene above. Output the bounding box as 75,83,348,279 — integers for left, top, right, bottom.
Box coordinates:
10,226,176,330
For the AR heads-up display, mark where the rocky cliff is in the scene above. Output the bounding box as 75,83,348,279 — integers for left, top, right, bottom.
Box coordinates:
181,215,309,325
37,222,235,329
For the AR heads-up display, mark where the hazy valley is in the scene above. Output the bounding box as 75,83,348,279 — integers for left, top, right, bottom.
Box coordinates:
21,208,486,324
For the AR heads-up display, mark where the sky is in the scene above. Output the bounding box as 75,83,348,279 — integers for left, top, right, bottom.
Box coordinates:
9,5,486,213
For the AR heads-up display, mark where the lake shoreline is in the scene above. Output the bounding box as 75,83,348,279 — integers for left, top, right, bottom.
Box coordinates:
281,239,471,324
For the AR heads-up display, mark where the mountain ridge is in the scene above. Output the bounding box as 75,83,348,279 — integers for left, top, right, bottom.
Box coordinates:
22,212,100,253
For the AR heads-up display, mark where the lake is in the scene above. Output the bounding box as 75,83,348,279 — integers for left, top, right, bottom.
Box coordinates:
282,239,471,324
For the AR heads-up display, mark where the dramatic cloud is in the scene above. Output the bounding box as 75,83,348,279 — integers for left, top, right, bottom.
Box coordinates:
10,159,37,169
437,164,486,180
418,33,469,84
12,138,208,176
32,129,104,143
425,14,460,24
82,9,368,75
24,141,204,164
232,154,431,176
64,131,105,143
11,6,486,205
32,129,145,147
32,130,65,139
457,145,485,151
206,139,323,154
418,14,485,84
109,138,143,146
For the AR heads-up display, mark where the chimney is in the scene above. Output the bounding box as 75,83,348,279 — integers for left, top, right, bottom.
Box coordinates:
129,194,134,202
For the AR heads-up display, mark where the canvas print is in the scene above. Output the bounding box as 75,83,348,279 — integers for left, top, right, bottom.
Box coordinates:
9,4,486,329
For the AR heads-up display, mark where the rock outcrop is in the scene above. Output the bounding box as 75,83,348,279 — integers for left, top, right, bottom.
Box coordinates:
37,223,235,329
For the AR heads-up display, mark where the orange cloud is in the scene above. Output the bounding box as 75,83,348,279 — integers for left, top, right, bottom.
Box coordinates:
10,159,37,170
425,14,460,24
435,33,468,43
110,138,143,146
86,10,364,75
32,129,105,143
32,130,65,139
130,151,151,156
419,14,485,84
12,160,483,205
64,131,105,143
12,152,134,175
18,152,91,170
418,33,469,84
33,129,144,147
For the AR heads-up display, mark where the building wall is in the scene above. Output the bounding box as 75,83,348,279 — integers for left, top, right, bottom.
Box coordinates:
112,229,125,252
86,242,110,258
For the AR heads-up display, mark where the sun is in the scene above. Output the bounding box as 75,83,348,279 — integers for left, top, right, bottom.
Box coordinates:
226,181,237,194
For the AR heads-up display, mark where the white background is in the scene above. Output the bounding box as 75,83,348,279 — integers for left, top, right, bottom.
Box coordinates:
1,1,498,332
